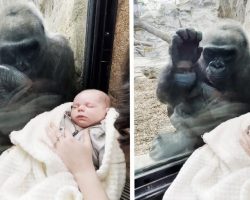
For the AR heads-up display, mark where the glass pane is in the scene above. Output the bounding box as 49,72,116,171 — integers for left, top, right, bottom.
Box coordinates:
0,0,88,151
134,0,245,173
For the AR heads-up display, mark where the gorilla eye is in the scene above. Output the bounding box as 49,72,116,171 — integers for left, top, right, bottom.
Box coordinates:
0,47,15,64
203,49,215,60
223,49,236,56
222,49,237,61
21,40,39,52
20,40,40,59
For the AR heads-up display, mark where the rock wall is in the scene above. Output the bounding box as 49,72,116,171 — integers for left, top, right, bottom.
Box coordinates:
32,0,129,96
109,0,129,105
32,0,88,76
217,0,250,32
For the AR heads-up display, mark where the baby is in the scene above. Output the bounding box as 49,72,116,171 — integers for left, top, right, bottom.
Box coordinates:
0,89,125,200
58,89,110,169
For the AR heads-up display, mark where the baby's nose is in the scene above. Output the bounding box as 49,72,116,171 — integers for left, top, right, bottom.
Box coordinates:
78,104,86,111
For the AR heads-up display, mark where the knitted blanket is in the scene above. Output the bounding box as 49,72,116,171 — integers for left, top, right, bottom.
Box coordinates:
0,103,126,200
163,113,250,200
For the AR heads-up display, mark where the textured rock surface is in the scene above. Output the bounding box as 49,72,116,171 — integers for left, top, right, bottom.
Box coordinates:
32,0,88,75
109,0,129,105
217,0,250,32
33,0,129,96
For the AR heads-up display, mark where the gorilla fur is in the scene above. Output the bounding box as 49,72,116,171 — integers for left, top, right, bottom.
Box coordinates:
0,0,77,149
150,22,250,160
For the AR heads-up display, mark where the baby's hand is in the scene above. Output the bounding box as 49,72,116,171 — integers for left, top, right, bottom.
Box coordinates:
239,125,250,156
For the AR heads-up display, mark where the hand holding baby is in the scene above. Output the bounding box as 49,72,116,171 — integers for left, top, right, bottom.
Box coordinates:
47,123,95,174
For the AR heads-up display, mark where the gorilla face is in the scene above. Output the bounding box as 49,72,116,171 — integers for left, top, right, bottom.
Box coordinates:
0,3,46,77
200,25,248,89
0,39,44,75
202,46,237,87
0,1,76,145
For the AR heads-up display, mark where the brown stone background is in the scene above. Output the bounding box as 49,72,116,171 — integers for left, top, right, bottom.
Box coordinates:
32,0,88,77
109,0,129,105
218,0,250,32
33,0,129,98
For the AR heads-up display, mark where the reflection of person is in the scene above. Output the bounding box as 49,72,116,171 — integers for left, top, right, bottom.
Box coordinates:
162,113,250,200
0,89,125,200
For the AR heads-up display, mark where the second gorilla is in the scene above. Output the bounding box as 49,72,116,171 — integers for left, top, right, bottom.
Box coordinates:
151,23,250,160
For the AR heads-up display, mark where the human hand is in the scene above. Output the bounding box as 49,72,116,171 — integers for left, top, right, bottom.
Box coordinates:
47,124,109,199
47,123,95,175
239,125,250,157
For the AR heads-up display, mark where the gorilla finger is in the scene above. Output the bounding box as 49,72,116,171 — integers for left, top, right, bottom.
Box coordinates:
170,46,180,63
186,28,196,40
172,34,183,47
176,29,188,40
196,31,202,42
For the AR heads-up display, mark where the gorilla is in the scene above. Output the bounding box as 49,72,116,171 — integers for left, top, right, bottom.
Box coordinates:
150,23,250,160
0,1,76,150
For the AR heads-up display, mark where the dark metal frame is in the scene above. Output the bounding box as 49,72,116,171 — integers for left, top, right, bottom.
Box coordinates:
82,0,118,93
135,152,192,200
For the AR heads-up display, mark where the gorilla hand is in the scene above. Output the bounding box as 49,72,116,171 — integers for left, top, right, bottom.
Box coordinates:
170,28,203,67
0,65,32,106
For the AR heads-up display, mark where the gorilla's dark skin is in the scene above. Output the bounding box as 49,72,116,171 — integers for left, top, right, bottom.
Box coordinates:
150,24,250,160
0,2,77,150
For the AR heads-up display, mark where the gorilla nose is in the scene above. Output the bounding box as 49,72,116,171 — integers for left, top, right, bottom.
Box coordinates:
209,59,225,69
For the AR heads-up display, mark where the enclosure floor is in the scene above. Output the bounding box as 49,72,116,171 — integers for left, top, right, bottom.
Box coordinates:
135,77,175,155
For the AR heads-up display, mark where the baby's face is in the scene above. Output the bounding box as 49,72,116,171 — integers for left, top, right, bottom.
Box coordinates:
71,91,109,128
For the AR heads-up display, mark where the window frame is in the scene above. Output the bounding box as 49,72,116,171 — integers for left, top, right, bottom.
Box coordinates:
135,152,192,200
82,0,118,93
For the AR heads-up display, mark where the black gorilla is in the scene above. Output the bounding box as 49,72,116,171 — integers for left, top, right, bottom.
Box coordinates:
150,23,250,160
0,1,76,150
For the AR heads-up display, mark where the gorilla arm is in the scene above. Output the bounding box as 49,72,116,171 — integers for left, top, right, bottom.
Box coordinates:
0,36,76,146
0,94,61,135
0,65,32,106
157,28,203,107
0,66,61,146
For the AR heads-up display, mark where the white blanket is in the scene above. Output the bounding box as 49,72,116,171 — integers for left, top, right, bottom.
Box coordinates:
163,113,250,200
0,103,126,200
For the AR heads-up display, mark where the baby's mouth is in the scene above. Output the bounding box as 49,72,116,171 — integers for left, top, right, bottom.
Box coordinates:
76,115,87,120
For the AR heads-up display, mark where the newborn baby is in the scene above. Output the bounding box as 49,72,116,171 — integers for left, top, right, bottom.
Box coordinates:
58,89,110,169
0,89,125,200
